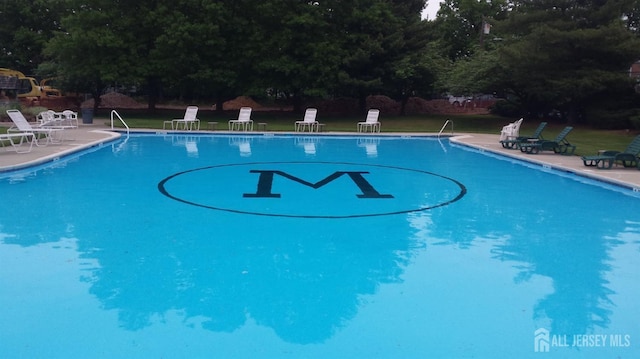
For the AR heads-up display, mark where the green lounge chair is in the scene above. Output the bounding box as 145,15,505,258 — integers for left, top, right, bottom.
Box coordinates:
500,122,547,149
582,135,640,169
519,126,575,155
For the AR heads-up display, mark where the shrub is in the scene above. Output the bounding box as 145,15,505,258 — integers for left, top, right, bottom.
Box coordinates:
490,99,521,117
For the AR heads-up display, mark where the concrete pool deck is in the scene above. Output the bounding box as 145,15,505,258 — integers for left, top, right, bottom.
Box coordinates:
1,122,640,190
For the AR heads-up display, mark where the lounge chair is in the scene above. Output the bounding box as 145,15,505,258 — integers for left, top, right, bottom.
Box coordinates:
499,118,523,142
228,107,253,131
519,126,575,155
6,109,65,146
357,109,381,133
165,106,200,130
295,108,319,132
0,131,35,153
582,135,640,169
500,122,546,149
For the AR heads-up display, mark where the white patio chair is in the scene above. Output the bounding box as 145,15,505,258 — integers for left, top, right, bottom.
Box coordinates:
0,132,35,153
228,107,253,131
294,108,319,132
500,118,524,141
6,109,65,146
357,109,381,133
168,106,200,130
62,110,79,127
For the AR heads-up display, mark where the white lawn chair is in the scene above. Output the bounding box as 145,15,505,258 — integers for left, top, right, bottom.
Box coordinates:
500,118,523,141
0,132,35,153
62,110,79,127
37,109,76,130
357,109,381,133
6,109,65,146
167,106,200,130
228,107,253,131
294,108,319,132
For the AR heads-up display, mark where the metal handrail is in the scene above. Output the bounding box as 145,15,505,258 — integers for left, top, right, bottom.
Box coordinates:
437,119,453,137
110,110,130,135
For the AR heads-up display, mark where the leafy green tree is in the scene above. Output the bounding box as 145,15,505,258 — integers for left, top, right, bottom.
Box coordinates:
0,0,67,75
250,0,344,112
45,0,135,109
41,0,438,114
383,19,448,114
431,0,508,61
328,0,430,112
489,0,640,123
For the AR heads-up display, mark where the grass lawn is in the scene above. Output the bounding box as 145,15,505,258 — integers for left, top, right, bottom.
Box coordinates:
99,109,640,157
2,108,638,157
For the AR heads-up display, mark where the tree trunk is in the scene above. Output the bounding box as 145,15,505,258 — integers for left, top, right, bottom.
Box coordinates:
146,76,161,113
215,98,225,113
292,91,303,113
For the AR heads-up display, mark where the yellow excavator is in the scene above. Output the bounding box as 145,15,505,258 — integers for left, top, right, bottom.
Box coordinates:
0,67,62,99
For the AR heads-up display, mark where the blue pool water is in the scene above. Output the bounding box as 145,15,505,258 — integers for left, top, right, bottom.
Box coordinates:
1,134,639,358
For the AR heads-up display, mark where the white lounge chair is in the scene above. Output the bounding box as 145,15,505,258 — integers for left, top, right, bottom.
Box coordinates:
166,106,200,130
294,108,319,132
6,109,65,146
500,118,523,141
357,109,381,133
228,107,253,131
0,132,35,153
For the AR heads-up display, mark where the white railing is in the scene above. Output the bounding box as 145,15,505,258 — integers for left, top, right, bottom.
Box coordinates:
438,118,453,138
110,110,130,135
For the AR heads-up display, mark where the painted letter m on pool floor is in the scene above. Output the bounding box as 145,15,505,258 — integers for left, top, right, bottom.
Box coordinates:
243,170,393,199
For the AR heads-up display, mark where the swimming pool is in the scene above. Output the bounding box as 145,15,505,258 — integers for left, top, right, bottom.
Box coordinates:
1,134,638,358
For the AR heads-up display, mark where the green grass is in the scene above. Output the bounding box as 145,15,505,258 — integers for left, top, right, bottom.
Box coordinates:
4,109,638,157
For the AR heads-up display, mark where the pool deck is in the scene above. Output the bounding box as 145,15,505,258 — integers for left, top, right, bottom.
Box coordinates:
2,123,640,190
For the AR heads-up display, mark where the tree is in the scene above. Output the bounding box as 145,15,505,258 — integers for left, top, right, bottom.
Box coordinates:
45,0,136,110
250,0,344,113
41,0,440,113
0,0,67,75
490,0,640,123
383,19,448,114
431,0,508,61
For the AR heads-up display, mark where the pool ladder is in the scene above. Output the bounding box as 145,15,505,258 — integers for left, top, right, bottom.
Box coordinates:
437,119,453,138
110,110,130,135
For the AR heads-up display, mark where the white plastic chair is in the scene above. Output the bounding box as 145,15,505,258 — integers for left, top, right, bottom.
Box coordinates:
6,109,65,146
0,132,35,153
169,106,200,130
62,110,79,127
357,109,381,133
500,118,523,141
228,107,253,131
294,108,319,132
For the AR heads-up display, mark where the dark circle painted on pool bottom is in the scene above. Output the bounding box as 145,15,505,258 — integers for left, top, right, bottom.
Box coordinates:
157,161,467,218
